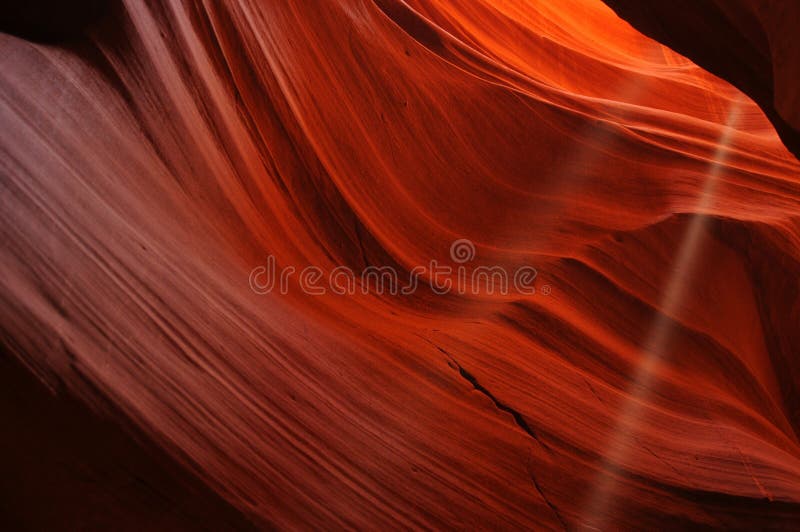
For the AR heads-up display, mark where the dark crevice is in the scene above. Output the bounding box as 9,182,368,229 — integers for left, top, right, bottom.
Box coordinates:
525,454,569,531
420,336,549,450
453,361,549,451
418,335,566,529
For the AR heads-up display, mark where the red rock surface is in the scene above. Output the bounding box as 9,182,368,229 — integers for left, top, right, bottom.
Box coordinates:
1,0,799,528
601,0,800,159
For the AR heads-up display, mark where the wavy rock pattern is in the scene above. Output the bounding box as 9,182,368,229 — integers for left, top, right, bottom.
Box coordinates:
1,0,800,528
601,0,800,159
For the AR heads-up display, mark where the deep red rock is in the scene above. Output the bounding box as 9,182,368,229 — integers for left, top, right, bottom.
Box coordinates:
1,0,799,528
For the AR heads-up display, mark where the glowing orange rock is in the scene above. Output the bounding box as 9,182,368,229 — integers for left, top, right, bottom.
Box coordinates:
1,0,799,528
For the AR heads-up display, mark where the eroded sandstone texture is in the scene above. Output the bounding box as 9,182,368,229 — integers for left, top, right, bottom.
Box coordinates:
2,0,799,528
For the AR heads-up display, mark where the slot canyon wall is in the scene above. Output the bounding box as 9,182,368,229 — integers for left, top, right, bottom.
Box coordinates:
601,0,800,160
2,0,800,529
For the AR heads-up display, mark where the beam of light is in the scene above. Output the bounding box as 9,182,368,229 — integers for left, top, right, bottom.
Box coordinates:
579,97,743,529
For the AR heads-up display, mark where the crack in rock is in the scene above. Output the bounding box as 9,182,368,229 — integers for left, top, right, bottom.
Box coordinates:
418,335,566,529
424,338,549,451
